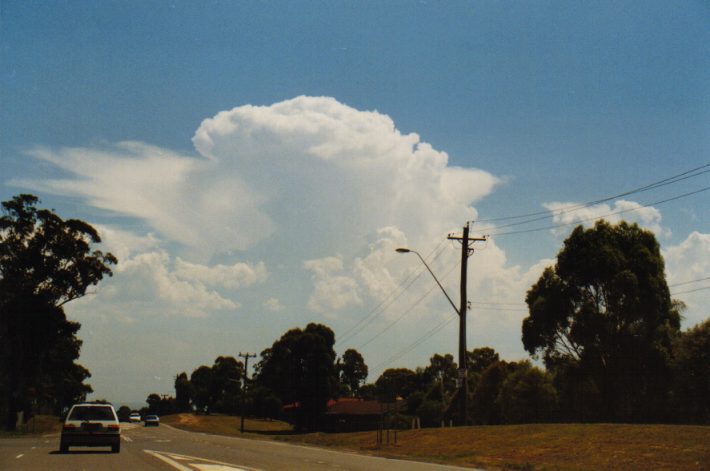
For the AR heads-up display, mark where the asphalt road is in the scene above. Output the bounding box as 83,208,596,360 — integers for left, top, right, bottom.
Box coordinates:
0,423,477,470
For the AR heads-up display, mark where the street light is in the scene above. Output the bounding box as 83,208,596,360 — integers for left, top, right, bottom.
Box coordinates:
397,246,468,425
396,248,459,317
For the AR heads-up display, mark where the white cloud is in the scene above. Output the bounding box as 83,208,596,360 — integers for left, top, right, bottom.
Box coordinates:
543,199,669,237
112,251,239,317
263,297,285,312
94,225,161,262
14,97,499,265
13,142,274,259
304,256,362,315
173,258,268,289
11,96,503,320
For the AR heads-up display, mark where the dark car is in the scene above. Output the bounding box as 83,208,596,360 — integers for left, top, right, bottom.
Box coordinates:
60,403,121,453
144,415,160,427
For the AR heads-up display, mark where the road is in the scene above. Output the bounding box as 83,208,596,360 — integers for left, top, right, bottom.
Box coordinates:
0,423,477,470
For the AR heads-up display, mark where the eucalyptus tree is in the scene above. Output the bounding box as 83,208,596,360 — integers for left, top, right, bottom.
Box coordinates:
522,221,681,421
1,194,116,429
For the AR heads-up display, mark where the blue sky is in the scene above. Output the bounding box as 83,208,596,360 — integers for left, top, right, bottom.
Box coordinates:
2,1,708,405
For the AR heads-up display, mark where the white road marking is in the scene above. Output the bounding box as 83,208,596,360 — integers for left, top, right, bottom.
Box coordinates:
194,466,250,471
144,450,261,471
15,454,24,459
123,435,133,442
144,450,192,471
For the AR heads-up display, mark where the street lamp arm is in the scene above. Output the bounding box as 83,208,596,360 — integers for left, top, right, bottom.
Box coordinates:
397,248,460,316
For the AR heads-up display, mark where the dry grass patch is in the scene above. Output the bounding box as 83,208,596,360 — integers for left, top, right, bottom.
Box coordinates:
161,413,292,436
161,416,709,470
275,423,709,470
0,415,62,436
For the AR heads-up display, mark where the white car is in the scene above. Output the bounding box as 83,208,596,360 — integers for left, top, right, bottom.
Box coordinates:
60,403,121,453
144,414,160,426
129,412,142,423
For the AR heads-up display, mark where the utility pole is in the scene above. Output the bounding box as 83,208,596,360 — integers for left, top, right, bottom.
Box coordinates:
448,222,486,425
238,352,256,433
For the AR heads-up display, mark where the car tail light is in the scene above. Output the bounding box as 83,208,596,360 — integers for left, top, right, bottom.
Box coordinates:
108,424,120,431
62,424,77,430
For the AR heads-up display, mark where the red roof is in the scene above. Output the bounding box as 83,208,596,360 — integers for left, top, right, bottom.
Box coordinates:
283,397,405,416
325,398,405,416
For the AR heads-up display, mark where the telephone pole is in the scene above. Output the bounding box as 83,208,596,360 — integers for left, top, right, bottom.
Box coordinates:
448,222,486,425
238,352,256,433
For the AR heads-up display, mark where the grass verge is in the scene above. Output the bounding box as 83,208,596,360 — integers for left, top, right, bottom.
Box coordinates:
0,415,62,436
162,414,709,470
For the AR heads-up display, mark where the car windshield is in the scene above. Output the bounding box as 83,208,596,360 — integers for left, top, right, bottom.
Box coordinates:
68,406,115,421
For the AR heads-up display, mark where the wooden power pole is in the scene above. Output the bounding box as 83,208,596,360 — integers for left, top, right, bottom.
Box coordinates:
238,352,256,433
448,222,486,425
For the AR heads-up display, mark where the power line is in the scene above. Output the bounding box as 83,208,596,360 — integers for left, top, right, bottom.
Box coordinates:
669,276,710,288
672,285,710,296
476,163,709,224
369,313,458,376
488,186,710,237
338,241,449,345
356,259,461,350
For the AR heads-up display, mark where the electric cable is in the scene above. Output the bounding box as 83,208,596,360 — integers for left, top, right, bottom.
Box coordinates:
476,163,709,224
488,186,710,237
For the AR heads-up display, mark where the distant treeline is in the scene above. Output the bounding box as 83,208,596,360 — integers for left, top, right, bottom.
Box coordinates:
141,221,708,429
141,316,707,430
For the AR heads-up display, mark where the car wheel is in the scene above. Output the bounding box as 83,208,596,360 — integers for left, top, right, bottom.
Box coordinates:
59,442,69,453
112,443,120,453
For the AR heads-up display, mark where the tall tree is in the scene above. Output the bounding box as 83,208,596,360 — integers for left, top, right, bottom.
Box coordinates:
174,372,193,413
470,361,516,425
497,361,558,424
467,347,500,374
210,356,243,414
424,354,458,401
190,366,213,414
254,323,337,431
338,348,368,397
374,368,418,402
0,194,116,430
670,319,710,424
522,221,681,422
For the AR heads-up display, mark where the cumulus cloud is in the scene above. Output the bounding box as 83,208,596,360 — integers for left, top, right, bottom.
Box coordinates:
93,225,161,262
543,200,669,237
110,251,239,317
173,258,268,289
304,256,362,315
11,96,502,319
14,97,499,263
263,297,285,312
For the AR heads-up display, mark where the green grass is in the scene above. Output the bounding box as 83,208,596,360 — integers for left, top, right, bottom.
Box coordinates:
162,414,710,470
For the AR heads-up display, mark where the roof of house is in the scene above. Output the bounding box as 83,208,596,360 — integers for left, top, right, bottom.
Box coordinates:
283,397,406,415
325,398,406,416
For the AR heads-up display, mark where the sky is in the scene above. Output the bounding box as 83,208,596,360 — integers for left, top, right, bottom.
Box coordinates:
1,0,708,406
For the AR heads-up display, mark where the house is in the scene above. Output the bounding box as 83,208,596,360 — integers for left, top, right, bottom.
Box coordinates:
323,397,406,433
283,397,407,432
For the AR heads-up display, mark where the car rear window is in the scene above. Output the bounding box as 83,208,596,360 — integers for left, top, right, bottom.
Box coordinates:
68,406,116,421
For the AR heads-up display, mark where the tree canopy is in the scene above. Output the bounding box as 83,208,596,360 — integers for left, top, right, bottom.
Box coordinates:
338,348,368,396
0,194,116,430
254,323,338,431
522,220,681,421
